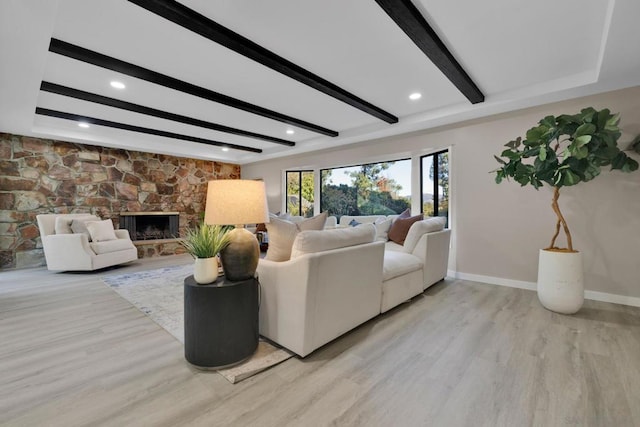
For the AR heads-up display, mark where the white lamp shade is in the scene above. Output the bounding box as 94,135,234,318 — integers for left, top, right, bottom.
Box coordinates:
204,180,269,225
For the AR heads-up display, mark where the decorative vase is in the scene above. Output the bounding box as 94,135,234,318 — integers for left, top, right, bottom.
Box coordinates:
537,249,584,314
193,256,219,284
220,228,259,282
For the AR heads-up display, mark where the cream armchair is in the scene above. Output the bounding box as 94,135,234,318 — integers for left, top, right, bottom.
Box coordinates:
37,213,138,271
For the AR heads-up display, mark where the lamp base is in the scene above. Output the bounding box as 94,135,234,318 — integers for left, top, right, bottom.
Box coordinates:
220,228,259,282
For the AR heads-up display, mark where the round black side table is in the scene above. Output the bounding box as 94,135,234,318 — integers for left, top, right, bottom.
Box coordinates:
184,275,259,369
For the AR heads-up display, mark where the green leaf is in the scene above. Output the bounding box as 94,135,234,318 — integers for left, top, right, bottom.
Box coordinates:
583,163,601,181
525,125,548,143
622,157,639,173
574,135,592,147
596,108,611,130
573,146,589,159
611,152,627,169
539,147,547,161
501,149,521,160
605,113,620,131
562,169,581,186
539,115,557,128
494,155,506,165
504,137,522,149
574,123,596,137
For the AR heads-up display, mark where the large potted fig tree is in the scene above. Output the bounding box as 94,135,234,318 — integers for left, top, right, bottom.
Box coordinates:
493,107,638,314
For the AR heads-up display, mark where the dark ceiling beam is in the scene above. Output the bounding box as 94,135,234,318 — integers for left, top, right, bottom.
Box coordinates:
40,81,295,147
48,38,338,137
128,0,399,124
375,0,484,104
35,107,262,153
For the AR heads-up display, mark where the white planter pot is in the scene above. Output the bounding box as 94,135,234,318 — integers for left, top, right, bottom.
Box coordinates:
537,249,584,314
193,257,219,284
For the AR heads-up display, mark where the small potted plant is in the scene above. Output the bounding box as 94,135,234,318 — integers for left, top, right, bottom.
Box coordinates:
180,224,231,284
493,107,638,313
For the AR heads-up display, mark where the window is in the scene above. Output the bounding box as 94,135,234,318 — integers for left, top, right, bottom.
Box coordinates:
285,170,314,217
320,159,411,218
420,150,449,219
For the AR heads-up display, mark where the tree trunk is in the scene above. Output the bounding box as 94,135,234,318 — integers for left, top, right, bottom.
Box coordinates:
546,186,574,251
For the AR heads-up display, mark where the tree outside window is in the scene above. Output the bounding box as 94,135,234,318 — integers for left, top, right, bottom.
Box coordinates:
320,159,411,220
421,150,449,221
286,170,314,217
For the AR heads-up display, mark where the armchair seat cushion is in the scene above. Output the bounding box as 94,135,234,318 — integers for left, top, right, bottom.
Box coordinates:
90,239,136,255
383,250,422,281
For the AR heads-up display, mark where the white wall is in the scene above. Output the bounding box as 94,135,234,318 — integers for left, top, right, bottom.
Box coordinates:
243,86,640,299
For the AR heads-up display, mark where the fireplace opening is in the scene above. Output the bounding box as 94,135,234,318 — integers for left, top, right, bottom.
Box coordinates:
119,212,179,241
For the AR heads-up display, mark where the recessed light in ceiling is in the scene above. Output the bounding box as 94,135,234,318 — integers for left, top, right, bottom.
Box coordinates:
286,129,295,135
409,92,422,100
78,122,90,128
221,147,229,152
110,81,126,89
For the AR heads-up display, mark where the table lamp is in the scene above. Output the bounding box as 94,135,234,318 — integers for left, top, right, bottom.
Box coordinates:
204,179,269,281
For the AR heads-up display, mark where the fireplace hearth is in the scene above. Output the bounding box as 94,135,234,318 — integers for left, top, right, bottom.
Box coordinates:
120,212,179,241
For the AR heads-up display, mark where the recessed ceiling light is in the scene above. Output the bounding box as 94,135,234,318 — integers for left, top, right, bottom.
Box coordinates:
78,122,90,128
110,81,126,89
286,129,295,135
221,147,229,152
409,92,422,100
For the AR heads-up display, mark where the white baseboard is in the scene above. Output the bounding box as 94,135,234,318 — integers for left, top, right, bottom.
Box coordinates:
447,270,640,308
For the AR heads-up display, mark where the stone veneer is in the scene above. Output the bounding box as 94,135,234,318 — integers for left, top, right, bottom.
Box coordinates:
0,133,241,269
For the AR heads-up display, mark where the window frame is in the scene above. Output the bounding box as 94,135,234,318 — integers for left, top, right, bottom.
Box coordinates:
419,149,449,218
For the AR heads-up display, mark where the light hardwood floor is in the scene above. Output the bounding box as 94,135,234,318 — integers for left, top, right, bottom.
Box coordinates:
1,255,640,426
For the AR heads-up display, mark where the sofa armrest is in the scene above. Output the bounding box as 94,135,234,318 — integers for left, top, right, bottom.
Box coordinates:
114,229,132,240
409,229,451,289
41,233,95,271
257,241,384,356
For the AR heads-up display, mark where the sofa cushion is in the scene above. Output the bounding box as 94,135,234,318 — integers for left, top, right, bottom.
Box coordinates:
383,250,423,281
90,238,135,255
373,218,393,242
388,213,424,245
384,240,404,252
70,216,101,240
265,212,328,261
55,214,98,235
291,223,375,258
86,219,118,242
403,217,447,253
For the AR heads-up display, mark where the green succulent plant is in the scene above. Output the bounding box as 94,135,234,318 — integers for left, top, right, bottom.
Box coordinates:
180,224,231,259
493,107,638,252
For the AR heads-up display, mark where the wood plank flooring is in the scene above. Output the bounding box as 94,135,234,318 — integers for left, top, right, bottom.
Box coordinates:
1,255,640,426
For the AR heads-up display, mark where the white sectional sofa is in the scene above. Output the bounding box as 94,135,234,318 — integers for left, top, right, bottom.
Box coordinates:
257,215,450,357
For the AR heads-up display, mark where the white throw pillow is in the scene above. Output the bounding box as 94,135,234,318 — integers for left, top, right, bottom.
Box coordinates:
70,216,101,240
372,218,393,242
86,220,118,242
265,212,328,262
402,217,446,253
290,224,376,258
55,214,96,234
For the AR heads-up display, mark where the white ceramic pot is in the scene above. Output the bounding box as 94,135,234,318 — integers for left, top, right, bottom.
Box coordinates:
537,249,584,314
193,256,219,284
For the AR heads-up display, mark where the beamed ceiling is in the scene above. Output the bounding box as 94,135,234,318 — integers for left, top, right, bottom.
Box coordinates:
1,0,639,165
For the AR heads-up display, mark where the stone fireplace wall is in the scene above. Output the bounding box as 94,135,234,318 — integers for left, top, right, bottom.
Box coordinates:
0,133,241,269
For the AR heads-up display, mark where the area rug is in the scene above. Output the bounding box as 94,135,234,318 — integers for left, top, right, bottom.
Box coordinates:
102,264,294,383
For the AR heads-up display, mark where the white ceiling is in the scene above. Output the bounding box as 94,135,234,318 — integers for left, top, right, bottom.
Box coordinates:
1,0,639,165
